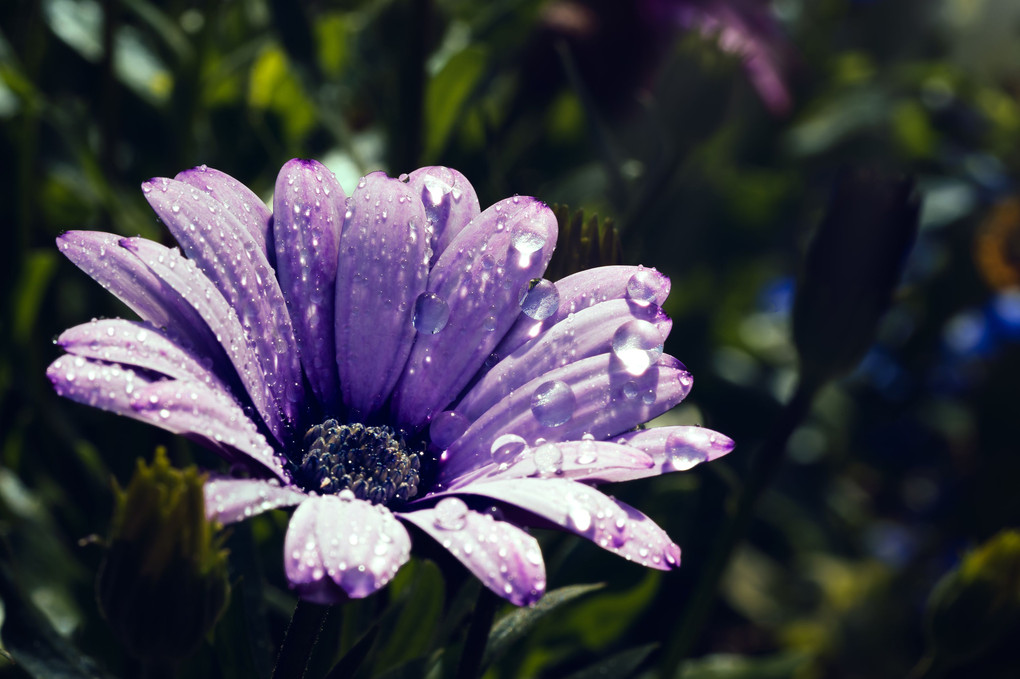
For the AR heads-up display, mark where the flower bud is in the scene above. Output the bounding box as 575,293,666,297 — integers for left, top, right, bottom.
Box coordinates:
925,530,1020,668
792,170,920,386
97,449,230,662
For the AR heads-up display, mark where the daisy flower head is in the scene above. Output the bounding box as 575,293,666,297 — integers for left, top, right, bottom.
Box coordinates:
48,160,733,606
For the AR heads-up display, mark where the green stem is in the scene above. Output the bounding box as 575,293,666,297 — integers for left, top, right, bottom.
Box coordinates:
659,377,821,678
272,599,332,679
455,587,500,679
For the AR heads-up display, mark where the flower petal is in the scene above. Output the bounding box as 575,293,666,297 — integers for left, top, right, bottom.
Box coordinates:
441,353,692,483
56,231,220,357
284,496,412,603
407,166,481,262
456,299,671,420
392,196,559,429
120,237,286,442
399,502,546,605
454,478,681,570
496,265,670,358
273,159,345,410
204,477,308,524
444,440,654,490
132,379,287,480
142,177,305,425
57,319,227,391
175,164,274,265
47,354,155,424
335,173,429,418
605,426,735,482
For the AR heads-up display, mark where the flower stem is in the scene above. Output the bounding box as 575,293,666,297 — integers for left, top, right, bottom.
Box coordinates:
659,377,821,678
272,599,332,679
455,587,499,679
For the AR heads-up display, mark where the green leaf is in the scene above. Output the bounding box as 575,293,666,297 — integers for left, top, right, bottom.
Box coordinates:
678,652,810,679
423,46,487,161
561,572,660,650
371,560,445,674
561,643,658,679
0,557,114,679
482,582,605,670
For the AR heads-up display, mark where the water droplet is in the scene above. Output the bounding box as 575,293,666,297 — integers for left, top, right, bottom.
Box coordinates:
519,278,559,321
666,431,709,471
575,437,598,465
611,319,664,376
531,380,575,427
626,269,659,306
491,434,527,469
510,229,546,267
430,411,470,449
412,292,450,334
533,443,564,476
566,495,593,531
433,497,468,530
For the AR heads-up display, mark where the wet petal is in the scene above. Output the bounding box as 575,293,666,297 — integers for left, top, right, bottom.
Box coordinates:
56,232,219,357
175,164,274,264
399,502,546,606
47,354,155,425
273,159,345,409
58,319,227,391
132,379,287,480
335,173,429,418
496,265,670,358
392,196,558,429
442,353,692,482
284,495,412,603
407,166,481,262
204,477,308,524
605,426,735,482
143,177,305,424
457,299,671,420
120,237,286,441
444,439,654,490
454,478,681,570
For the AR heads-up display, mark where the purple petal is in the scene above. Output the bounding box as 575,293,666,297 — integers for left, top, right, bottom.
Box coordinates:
453,478,680,570
391,196,559,429
335,173,429,419
441,353,692,482
175,165,275,264
132,379,287,480
456,299,671,420
205,477,308,524
605,426,735,482
47,353,155,424
120,237,285,442
142,177,305,425
57,319,227,391
407,166,481,262
495,265,671,359
284,495,412,603
56,232,220,358
444,440,654,490
399,500,546,605
273,159,345,410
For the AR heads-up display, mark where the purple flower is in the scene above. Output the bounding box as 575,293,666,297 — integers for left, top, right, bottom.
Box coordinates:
47,160,733,606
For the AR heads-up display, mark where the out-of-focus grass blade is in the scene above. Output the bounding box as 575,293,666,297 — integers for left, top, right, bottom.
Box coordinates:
423,46,487,161
562,642,657,679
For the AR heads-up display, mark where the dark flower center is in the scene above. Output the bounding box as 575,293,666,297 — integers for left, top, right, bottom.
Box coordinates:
296,420,424,505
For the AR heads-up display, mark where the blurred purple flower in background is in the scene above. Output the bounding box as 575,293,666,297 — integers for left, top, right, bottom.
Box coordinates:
47,160,732,605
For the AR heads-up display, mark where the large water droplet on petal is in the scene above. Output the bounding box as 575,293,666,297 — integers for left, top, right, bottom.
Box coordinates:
433,497,468,530
430,411,470,449
626,269,659,306
611,319,664,376
530,380,575,427
666,431,709,471
533,443,564,476
510,228,546,267
490,434,527,469
519,278,559,321
565,494,593,531
412,292,450,334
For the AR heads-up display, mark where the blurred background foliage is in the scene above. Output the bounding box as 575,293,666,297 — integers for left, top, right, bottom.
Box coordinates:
2,0,1020,677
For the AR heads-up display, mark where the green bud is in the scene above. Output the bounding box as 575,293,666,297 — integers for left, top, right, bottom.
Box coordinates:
97,448,230,662
544,205,623,281
792,170,919,386
925,530,1020,668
